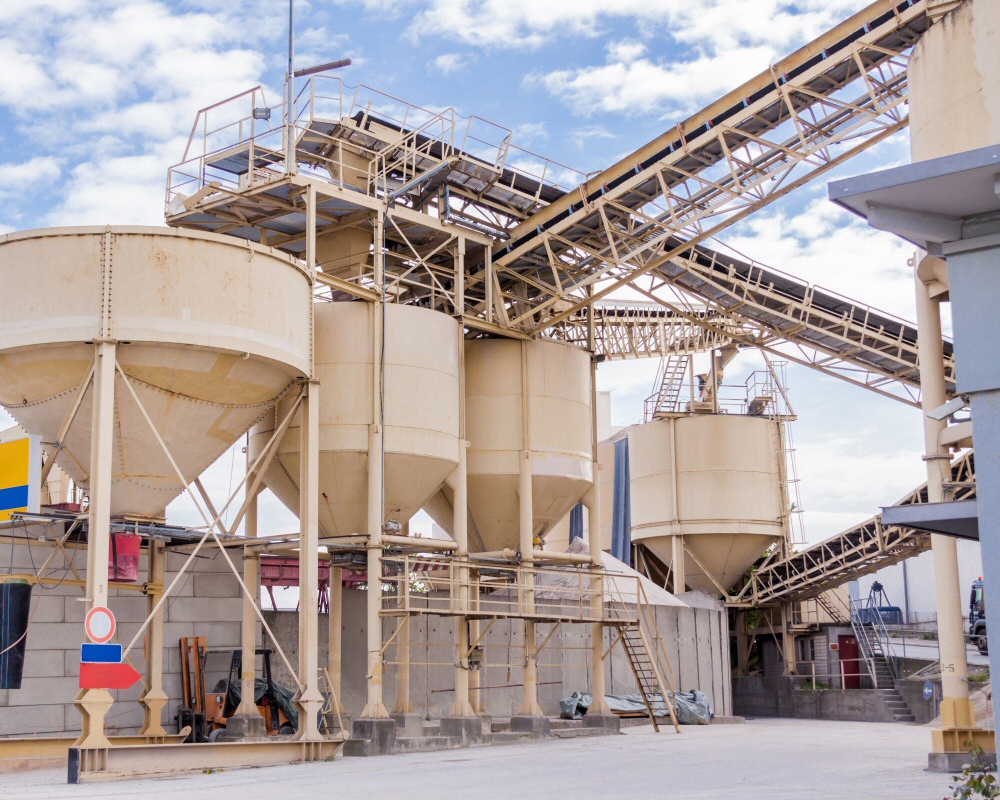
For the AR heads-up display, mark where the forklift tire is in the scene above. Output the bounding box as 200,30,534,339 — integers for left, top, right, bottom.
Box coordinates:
278,724,296,736
208,728,226,743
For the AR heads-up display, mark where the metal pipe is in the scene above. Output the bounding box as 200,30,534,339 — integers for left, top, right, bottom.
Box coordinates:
380,534,457,551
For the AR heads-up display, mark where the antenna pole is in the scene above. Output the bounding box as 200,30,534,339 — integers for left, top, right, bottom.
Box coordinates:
285,0,297,175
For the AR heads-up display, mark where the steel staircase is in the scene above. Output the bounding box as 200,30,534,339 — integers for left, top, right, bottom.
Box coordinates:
606,579,681,733
816,592,848,624
644,355,691,420
850,596,898,690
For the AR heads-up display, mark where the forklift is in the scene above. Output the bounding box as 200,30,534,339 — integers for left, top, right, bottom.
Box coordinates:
177,636,296,742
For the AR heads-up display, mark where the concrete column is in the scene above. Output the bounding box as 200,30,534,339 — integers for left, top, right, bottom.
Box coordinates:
139,539,168,735
361,211,390,722
74,339,117,748
916,261,987,754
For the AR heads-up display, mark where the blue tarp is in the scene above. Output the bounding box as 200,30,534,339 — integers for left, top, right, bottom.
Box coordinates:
569,502,583,542
611,437,631,565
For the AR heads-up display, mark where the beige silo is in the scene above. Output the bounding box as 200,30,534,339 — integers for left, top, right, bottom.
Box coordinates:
629,414,784,593
908,0,1000,161
464,338,593,553
250,301,461,535
0,227,311,518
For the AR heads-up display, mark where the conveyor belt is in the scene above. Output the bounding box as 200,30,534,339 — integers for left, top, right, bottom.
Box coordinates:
729,450,975,606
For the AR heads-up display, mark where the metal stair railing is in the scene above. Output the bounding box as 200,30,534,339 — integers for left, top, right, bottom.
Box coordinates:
605,575,681,733
815,591,848,624
644,354,691,420
849,597,898,688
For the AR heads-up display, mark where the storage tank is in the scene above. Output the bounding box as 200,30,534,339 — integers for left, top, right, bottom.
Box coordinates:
0,227,311,517
909,0,1000,161
543,438,614,553
250,301,461,536
628,414,783,593
464,339,593,553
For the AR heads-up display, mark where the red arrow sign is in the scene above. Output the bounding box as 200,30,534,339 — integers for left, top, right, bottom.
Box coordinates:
79,662,141,690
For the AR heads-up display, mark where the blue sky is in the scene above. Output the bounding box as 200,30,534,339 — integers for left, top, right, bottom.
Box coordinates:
0,0,937,546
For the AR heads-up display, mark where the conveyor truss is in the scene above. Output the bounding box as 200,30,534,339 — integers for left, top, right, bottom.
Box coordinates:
166,0,955,409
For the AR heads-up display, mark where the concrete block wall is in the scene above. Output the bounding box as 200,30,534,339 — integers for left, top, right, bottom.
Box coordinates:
732,676,897,722
263,591,732,720
0,539,242,738
0,535,730,737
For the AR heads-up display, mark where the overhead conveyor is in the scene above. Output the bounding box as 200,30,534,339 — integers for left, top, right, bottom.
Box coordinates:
564,236,955,406
165,0,955,407
730,450,976,607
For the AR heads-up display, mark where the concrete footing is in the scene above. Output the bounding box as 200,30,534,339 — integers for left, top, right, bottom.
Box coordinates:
582,713,621,734
222,714,267,741
322,712,351,736
390,712,424,738
927,751,998,773
441,716,488,744
509,715,551,739
344,718,397,757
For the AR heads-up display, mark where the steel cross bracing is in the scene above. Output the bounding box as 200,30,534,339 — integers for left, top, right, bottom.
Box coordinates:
488,0,932,327
730,450,975,607
164,0,954,406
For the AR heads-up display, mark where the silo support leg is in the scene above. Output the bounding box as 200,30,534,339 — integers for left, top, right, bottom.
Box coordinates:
226,484,265,739
139,540,169,736
75,340,117,748
295,382,324,740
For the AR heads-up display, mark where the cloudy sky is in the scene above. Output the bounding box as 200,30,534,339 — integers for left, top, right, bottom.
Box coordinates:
0,0,937,549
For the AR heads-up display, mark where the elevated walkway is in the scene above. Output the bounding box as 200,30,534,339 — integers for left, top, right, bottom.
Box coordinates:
731,450,975,606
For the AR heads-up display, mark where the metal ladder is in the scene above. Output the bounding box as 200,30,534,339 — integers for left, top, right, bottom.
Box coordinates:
644,354,691,420
816,592,847,624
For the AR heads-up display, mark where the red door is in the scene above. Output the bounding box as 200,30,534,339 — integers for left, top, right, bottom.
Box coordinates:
839,635,861,689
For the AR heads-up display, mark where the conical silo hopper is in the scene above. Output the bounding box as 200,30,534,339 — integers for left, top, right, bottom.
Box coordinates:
249,302,461,536
464,339,593,553
0,227,312,518
629,414,783,593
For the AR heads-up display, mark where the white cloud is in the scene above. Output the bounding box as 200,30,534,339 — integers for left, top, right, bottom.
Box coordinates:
527,40,775,117
429,52,468,75
0,156,61,190
403,0,869,51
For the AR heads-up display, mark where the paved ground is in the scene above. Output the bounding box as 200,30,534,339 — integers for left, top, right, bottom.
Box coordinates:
3,718,968,799
894,637,989,667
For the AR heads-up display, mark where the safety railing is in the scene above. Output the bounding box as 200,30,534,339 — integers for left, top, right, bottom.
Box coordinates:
379,553,638,625
850,597,899,684
166,77,589,223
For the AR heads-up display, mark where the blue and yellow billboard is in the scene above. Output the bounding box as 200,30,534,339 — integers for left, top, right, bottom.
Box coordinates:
0,436,41,523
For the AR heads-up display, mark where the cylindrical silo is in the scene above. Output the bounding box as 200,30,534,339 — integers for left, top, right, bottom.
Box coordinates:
250,301,461,536
629,414,784,593
464,339,593,553
0,227,311,517
908,0,1000,161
